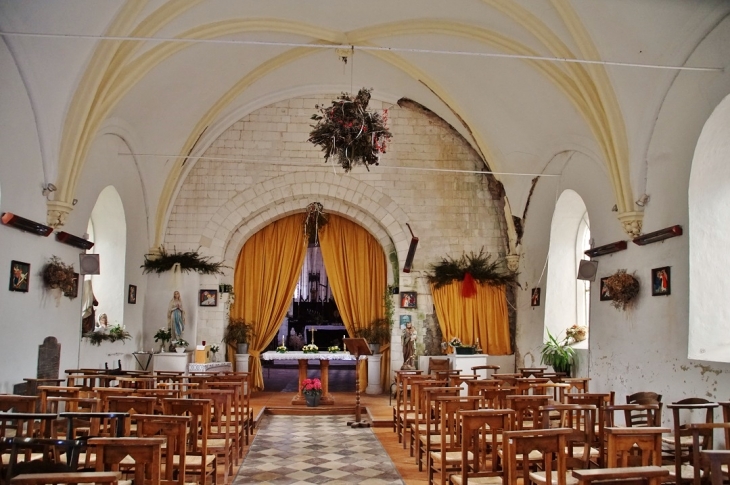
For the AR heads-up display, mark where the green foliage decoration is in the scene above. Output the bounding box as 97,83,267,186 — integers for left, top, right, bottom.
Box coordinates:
426,249,519,289
141,247,226,275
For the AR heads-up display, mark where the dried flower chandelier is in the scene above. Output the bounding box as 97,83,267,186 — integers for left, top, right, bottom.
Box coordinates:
308,88,392,172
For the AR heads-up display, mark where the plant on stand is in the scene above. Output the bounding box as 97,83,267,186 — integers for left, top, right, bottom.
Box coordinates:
353,318,391,354
540,329,575,375
223,318,255,354
154,327,172,353
173,338,189,353
301,378,323,407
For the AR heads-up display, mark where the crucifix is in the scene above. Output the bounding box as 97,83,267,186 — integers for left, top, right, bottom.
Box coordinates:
310,327,316,346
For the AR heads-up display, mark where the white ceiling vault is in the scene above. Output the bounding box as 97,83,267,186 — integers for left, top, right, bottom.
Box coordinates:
1,0,728,242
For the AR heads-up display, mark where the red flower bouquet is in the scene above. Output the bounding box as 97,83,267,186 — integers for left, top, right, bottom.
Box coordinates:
301,378,323,396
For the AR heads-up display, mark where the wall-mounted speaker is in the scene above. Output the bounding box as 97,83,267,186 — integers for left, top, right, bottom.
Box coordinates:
403,223,418,273
79,254,100,275
577,260,598,281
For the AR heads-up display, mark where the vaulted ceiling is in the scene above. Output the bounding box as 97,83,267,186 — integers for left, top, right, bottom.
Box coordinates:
2,0,728,238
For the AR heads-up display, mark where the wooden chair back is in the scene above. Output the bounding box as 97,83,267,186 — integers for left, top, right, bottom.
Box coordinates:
428,396,482,485
479,387,515,409
455,409,514,484
502,427,571,485
90,437,164,485
540,404,596,470
132,414,190,485
470,364,500,380
666,398,718,485
0,397,37,414
37,388,81,413
571,466,668,485
691,423,730,485
3,436,85,484
505,395,551,430
626,392,662,405
416,386,460,471
565,392,614,467
161,399,216,485
105,396,156,415
605,426,668,468
606,403,662,428
700,450,730,485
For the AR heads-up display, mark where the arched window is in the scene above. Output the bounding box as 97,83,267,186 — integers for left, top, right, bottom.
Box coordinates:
545,190,590,346
688,94,730,362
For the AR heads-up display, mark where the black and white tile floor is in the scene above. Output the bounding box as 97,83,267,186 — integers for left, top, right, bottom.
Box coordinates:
234,415,404,485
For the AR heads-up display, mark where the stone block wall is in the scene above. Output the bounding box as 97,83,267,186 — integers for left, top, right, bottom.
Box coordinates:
164,94,509,368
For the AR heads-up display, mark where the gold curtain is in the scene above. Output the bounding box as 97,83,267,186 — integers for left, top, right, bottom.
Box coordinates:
319,215,388,392
431,281,511,355
230,214,307,391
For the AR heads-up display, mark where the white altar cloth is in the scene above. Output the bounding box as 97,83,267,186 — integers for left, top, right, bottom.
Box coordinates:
261,351,362,361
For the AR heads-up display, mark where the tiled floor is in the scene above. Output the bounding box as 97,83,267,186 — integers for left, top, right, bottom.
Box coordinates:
234,414,404,484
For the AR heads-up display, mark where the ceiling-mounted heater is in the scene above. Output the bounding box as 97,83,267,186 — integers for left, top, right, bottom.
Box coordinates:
403,223,419,273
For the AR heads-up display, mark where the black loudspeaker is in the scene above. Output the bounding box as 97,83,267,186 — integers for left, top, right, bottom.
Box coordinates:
577,260,598,281
79,254,100,275
403,223,418,273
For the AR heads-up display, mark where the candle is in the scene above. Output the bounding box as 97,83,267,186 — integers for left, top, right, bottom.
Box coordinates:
281,335,284,346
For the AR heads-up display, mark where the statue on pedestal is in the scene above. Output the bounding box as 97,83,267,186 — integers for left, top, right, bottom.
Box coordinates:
401,322,417,370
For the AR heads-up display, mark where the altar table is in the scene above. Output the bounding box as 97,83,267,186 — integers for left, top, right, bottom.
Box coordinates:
261,351,362,405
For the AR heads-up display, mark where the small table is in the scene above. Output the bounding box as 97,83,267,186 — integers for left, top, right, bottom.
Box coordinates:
132,352,153,371
261,351,360,405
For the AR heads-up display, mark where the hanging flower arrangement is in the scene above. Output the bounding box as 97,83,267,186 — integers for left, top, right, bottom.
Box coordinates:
604,269,640,311
426,249,519,296
141,247,226,275
303,202,328,242
42,256,78,298
308,88,392,172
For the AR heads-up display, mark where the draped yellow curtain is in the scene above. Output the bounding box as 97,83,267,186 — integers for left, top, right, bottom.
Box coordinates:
319,215,388,392
431,281,511,355
230,214,307,391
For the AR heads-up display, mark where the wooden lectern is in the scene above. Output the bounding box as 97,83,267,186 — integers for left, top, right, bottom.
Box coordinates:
343,338,372,427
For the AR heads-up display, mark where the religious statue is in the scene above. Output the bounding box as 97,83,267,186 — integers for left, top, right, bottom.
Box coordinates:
401,322,417,370
168,291,186,340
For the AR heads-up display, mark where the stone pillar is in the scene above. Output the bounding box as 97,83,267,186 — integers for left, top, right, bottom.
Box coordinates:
235,354,250,373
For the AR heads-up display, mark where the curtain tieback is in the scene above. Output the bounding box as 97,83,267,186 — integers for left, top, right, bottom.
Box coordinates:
249,349,261,358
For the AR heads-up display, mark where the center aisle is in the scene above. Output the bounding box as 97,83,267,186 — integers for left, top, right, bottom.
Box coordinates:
234,415,404,484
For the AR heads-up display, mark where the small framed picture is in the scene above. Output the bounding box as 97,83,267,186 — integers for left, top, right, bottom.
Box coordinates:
530,288,541,307
399,314,411,329
199,289,218,307
65,272,79,299
600,277,612,301
128,284,137,304
400,291,417,308
9,260,30,292
651,266,671,296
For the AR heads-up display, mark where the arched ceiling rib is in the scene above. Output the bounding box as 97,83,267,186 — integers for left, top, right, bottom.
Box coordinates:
50,0,637,240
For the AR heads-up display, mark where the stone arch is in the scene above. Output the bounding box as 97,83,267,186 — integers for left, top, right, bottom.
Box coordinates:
197,173,410,275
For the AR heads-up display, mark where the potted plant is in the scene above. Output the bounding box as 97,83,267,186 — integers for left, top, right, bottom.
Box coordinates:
209,343,220,362
301,377,323,407
223,318,255,354
540,329,575,375
354,318,391,354
173,338,189,353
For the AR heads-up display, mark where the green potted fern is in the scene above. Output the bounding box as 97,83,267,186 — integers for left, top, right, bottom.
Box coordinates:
540,329,575,375
223,318,255,354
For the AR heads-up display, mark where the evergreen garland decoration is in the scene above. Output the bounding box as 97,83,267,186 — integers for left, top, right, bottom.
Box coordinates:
427,249,518,289
141,247,226,275
308,88,392,172
82,325,132,346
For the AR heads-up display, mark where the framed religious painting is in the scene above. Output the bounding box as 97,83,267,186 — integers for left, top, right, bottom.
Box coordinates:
651,266,671,296
399,314,411,329
9,260,30,292
128,284,137,304
400,291,417,308
199,289,218,306
600,277,612,301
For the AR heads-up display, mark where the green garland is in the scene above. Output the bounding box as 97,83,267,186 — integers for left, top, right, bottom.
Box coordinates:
83,325,132,346
427,249,518,289
141,247,226,275
308,88,392,172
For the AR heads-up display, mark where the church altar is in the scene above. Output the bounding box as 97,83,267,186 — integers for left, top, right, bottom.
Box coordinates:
261,351,362,405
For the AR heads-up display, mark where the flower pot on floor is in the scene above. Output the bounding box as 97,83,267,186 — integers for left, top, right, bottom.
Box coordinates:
305,394,321,407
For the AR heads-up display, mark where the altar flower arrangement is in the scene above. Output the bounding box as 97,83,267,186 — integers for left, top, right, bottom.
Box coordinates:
301,378,322,397
302,344,318,354
174,338,189,348
108,323,131,343
210,343,220,354
328,345,340,352
154,327,172,344
449,337,462,348
276,345,287,353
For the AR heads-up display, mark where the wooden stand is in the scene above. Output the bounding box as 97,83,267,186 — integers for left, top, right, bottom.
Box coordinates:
343,338,372,428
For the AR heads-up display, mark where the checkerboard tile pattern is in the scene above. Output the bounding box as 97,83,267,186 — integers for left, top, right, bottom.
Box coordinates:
234,415,404,484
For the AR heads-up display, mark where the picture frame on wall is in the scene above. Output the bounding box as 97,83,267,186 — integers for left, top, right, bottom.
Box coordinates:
128,284,137,304
199,289,218,307
530,287,541,307
9,260,30,292
399,314,411,329
66,273,79,299
400,291,417,308
651,266,671,296
600,277,612,301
